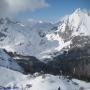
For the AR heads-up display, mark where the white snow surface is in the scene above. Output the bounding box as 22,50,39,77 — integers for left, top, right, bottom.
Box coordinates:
0,67,90,90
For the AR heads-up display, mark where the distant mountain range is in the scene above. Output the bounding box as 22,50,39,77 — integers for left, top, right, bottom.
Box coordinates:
0,9,90,85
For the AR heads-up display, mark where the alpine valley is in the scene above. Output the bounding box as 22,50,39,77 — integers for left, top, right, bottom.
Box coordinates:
0,9,90,90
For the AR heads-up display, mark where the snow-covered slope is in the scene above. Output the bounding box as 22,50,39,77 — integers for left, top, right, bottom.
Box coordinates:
0,18,64,59
56,9,90,50
0,67,90,90
58,9,90,36
0,67,25,86
0,48,23,72
0,9,90,60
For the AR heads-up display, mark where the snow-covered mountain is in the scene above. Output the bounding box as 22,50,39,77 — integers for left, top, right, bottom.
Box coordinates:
0,48,23,72
0,8,90,89
0,18,59,59
56,9,90,47
58,9,90,36
0,9,90,60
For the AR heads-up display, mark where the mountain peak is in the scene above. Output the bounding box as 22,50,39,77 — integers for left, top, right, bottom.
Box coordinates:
73,8,90,16
61,9,90,35
56,9,90,48
74,8,82,14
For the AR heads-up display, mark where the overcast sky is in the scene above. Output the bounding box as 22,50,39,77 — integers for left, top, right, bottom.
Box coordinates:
0,0,90,22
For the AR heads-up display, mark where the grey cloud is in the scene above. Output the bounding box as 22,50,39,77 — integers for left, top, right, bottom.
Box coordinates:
0,0,48,17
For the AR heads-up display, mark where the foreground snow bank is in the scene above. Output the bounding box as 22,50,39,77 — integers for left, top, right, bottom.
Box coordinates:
0,67,90,90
